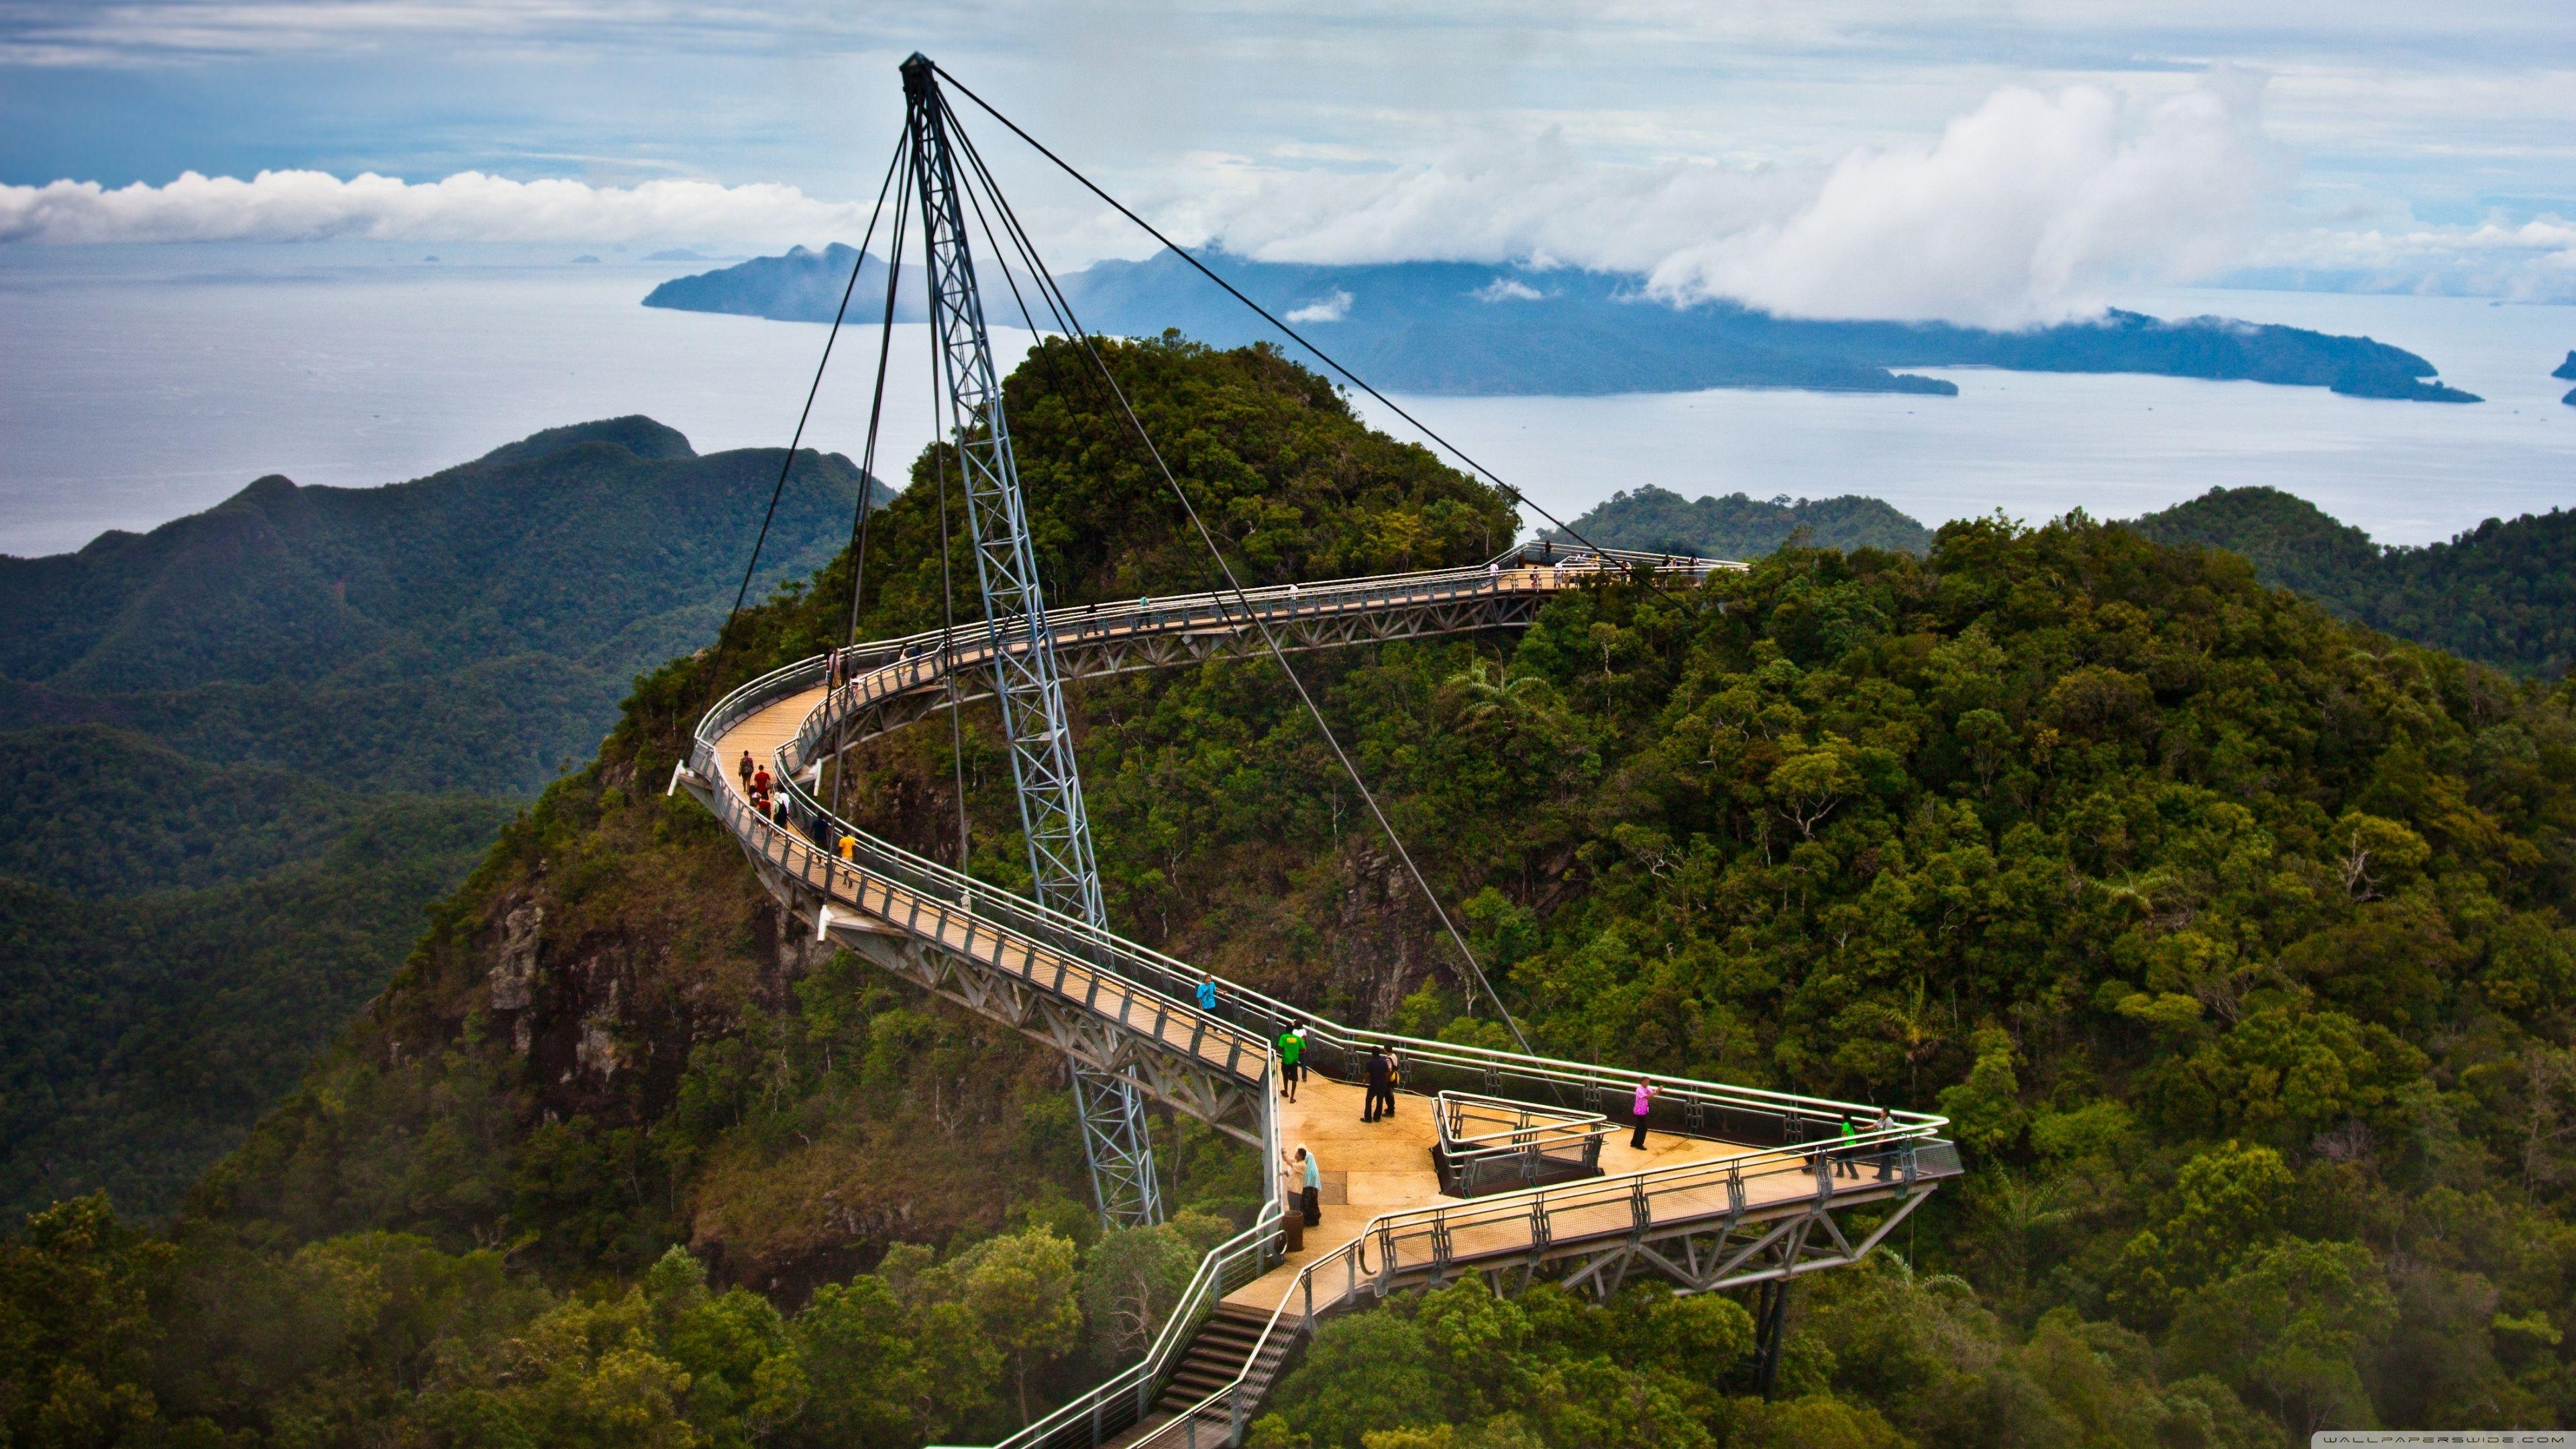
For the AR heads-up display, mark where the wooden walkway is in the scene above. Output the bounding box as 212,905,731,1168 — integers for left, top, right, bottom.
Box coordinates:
714,693,1274,1087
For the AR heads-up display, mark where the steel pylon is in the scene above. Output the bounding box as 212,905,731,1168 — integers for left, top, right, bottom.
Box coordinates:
902,53,1162,1229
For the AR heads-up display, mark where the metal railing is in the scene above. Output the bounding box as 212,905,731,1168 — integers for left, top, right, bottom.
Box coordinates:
945,1203,1287,1449
688,657,1274,1093
1128,1134,1965,1449
1433,1092,1608,1197
688,557,1949,1449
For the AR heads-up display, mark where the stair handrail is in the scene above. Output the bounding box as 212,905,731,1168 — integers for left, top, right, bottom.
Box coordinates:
941,1201,1288,1449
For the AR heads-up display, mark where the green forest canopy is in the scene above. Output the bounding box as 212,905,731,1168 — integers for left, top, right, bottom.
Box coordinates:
1551,485,1935,559
2130,486,2576,681
5,336,2576,1447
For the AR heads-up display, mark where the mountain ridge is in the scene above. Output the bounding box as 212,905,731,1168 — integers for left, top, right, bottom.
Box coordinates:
0,417,891,792
2130,485,2576,679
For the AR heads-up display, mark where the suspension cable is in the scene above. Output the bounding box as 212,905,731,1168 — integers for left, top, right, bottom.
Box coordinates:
703,129,907,712
943,98,1538,1055
929,64,1675,604
833,149,915,818
844,147,914,651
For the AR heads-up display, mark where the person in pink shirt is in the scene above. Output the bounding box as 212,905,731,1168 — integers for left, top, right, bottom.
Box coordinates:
1629,1080,1658,1150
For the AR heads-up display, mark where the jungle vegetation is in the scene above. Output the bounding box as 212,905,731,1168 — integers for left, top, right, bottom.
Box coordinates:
5,336,2575,1448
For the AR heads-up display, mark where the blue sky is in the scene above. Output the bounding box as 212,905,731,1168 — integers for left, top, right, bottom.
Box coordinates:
3,1,2571,321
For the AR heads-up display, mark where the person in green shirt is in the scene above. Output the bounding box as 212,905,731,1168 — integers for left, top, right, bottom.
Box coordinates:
1836,1116,1860,1179
1277,1024,1305,1102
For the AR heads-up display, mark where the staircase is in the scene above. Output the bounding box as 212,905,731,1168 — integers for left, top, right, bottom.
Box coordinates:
1108,1303,1298,1448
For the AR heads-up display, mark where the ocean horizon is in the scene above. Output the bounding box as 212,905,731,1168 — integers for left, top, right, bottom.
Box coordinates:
1,242,2569,559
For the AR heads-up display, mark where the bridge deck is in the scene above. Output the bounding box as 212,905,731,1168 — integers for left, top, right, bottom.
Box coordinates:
694,554,1955,1449
715,690,1271,1084
1229,1076,1756,1314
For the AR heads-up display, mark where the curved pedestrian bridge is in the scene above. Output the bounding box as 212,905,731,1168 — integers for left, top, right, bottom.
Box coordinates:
677,550,1961,1449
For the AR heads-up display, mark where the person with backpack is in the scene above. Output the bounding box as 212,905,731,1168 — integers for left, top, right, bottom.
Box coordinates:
738,750,755,789
1195,973,1220,1014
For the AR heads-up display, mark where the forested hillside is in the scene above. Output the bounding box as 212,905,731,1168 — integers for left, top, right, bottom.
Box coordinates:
1552,485,1933,559
7,337,2576,1448
0,420,887,1220
2131,486,2576,680
0,734,511,1217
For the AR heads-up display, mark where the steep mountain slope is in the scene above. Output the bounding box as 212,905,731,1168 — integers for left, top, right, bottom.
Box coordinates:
1549,485,1934,557
2133,486,2576,679
0,419,886,1220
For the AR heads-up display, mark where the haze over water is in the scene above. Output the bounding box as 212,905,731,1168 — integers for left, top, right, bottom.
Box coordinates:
1,244,2570,559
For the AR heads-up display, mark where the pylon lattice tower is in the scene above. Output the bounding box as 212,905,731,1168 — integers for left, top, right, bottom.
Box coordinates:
902,53,1162,1229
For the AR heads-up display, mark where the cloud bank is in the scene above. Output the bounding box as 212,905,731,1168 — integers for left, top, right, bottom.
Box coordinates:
0,169,873,246
9,76,2568,323
1184,77,2290,327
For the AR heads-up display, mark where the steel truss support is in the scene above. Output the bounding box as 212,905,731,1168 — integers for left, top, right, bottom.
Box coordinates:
1533,1185,1933,1303
1750,1277,1791,1400
902,53,1159,1228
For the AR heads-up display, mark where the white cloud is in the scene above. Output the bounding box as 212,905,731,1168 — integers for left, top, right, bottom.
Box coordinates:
1652,78,2287,325
1472,276,1546,302
1179,75,2288,328
2241,211,2576,298
0,168,872,245
1283,288,1352,322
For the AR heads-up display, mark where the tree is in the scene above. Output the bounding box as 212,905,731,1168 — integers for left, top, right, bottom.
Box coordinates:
2165,1238,2397,1435
0,1195,170,1448
940,1227,1083,1424
1768,735,1864,840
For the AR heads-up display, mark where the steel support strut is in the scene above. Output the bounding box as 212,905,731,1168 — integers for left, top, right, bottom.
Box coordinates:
902,53,1161,1228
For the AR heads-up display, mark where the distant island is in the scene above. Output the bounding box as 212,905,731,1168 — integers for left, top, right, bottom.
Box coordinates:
2553,350,2576,380
646,245,2481,402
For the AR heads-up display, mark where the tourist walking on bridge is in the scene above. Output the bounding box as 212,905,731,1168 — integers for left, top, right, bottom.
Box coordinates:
1278,1024,1305,1102
1630,1079,1659,1150
738,750,755,790
1195,973,1219,1013
1363,1046,1395,1122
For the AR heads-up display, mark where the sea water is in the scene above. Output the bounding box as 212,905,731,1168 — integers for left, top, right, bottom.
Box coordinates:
1,244,2569,557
